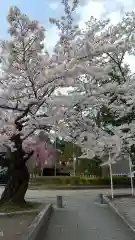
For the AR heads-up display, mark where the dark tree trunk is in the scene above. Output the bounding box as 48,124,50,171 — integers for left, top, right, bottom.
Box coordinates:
0,122,34,206
0,165,29,205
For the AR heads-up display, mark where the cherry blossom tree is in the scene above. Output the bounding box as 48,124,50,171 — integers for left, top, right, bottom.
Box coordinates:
0,3,123,205
24,132,57,176
47,7,135,185
62,12,135,155
82,13,135,136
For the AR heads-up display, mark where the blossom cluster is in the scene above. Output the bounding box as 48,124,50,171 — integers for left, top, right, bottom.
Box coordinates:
0,3,135,168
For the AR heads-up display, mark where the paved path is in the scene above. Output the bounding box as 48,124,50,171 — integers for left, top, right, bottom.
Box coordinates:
0,186,133,201
0,187,134,239
44,195,135,240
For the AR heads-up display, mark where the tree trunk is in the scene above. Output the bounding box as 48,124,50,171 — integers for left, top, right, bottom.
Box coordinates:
0,165,29,205
0,122,34,206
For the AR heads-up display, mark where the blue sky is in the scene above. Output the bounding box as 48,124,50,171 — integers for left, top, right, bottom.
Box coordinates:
0,0,135,62
0,0,61,39
0,0,135,39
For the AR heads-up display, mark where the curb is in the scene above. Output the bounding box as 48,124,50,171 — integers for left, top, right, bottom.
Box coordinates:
0,209,40,217
28,185,132,190
106,193,134,199
22,204,53,240
103,195,135,235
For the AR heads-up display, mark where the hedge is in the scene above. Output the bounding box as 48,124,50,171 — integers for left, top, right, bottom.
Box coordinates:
30,176,132,186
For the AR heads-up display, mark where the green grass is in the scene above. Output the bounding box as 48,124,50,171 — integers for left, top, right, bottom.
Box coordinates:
0,202,41,213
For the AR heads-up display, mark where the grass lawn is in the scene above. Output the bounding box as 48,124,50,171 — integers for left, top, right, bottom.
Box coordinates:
0,201,41,213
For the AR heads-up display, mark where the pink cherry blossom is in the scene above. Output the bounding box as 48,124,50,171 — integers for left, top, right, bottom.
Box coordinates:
24,140,56,172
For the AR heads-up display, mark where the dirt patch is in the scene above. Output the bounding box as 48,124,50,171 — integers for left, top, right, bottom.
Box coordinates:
2,212,39,239
0,213,37,240
0,201,43,239
0,202,41,213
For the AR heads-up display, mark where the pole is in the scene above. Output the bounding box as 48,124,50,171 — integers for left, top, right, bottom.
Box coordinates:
54,123,57,176
73,153,75,176
99,193,104,204
73,156,76,176
129,154,134,196
109,151,114,200
57,196,63,208
73,141,76,176
54,159,56,176
54,135,56,176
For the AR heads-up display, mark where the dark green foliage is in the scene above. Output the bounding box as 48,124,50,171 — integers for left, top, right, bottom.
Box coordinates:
95,69,135,132
108,71,121,84
55,137,65,153
55,137,82,162
30,176,132,186
78,156,102,177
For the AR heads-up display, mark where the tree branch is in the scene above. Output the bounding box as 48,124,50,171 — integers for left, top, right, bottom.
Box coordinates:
0,104,24,112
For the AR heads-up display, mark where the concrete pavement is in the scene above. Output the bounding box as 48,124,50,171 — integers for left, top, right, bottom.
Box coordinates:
26,188,133,206
0,187,134,239
0,186,133,204
0,186,132,198
45,196,135,240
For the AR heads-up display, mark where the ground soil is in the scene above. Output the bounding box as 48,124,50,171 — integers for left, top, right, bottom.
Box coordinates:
0,213,37,240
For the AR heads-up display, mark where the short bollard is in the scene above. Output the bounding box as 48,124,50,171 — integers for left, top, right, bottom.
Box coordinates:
99,193,104,204
57,196,63,208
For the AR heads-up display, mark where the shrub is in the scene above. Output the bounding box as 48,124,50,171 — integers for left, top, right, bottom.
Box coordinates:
31,176,132,186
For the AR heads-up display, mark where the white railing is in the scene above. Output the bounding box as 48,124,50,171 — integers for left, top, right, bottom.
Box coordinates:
112,173,128,176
